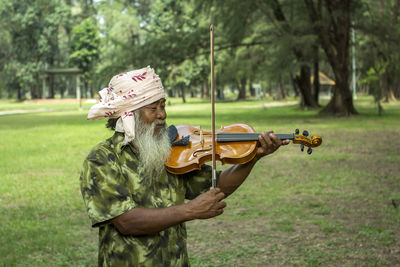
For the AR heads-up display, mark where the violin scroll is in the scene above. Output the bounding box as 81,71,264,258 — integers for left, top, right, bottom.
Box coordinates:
292,128,322,155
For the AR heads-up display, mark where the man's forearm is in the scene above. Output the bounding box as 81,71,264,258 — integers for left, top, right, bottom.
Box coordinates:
112,204,191,236
112,188,226,236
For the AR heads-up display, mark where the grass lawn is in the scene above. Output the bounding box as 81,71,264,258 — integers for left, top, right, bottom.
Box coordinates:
0,96,399,266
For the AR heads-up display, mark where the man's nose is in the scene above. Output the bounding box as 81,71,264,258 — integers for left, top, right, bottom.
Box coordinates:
157,108,166,120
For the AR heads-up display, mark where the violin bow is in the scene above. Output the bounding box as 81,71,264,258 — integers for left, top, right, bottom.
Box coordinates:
210,24,217,188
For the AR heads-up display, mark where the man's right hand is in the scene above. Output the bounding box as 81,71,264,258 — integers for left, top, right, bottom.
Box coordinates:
185,187,227,220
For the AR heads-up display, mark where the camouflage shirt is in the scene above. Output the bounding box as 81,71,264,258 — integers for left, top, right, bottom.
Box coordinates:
80,132,215,267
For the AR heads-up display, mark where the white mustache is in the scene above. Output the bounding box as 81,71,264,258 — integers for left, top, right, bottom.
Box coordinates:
154,119,166,126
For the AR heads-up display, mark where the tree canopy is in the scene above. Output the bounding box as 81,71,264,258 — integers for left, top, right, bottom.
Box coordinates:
0,0,398,115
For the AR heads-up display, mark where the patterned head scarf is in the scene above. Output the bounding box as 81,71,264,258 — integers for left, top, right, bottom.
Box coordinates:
88,66,166,145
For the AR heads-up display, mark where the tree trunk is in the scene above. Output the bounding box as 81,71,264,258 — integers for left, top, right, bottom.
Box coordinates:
379,0,385,21
382,82,398,102
290,72,300,97
392,0,400,24
295,65,318,108
321,65,358,115
180,85,186,103
304,0,358,115
268,81,273,97
313,44,320,105
381,78,389,103
17,87,23,101
216,88,222,100
90,82,94,98
277,79,286,100
60,77,65,99
49,75,55,98
84,80,89,99
268,0,315,107
202,80,209,98
394,79,400,99
65,78,70,98
34,73,41,99
30,85,37,99
237,77,247,100
249,79,255,97
383,69,399,102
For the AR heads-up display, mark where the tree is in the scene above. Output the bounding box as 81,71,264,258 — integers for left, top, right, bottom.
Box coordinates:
0,0,72,99
95,0,144,86
195,0,321,104
136,0,211,102
260,0,319,107
304,0,358,115
70,17,100,97
0,1,12,98
356,0,400,103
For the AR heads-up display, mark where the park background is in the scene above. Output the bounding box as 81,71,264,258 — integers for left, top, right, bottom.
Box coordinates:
0,0,400,266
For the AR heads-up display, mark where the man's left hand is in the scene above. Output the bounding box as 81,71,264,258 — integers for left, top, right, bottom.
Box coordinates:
255,131,290,160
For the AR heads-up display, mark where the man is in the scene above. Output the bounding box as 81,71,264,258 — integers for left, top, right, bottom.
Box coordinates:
80,66,288,266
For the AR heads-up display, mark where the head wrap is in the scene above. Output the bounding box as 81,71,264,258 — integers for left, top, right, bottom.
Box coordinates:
87,66,166,145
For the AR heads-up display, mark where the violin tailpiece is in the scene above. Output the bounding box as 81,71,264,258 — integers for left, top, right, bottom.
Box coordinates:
171,135,190,146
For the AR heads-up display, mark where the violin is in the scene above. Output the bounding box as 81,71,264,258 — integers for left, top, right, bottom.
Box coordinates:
165,123,322,175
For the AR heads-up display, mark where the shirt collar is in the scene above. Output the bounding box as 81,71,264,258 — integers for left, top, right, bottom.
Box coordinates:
110,132,132,155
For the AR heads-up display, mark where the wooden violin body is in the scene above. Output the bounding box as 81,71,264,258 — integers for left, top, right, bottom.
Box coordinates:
165,124,258,175
165,123,322,175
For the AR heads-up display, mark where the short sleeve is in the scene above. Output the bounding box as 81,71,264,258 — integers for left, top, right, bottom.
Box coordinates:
181,164,221,200
80,148,135,227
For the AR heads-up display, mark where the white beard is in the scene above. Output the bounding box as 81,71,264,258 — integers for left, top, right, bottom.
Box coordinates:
132,110,171,180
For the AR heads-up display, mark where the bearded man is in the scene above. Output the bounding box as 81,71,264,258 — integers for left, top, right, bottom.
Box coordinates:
80,66,288,267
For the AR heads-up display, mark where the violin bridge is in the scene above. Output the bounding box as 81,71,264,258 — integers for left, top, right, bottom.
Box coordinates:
200,130,204,147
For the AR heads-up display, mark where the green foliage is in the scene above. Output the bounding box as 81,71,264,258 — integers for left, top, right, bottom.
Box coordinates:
356,0,400,102
0,0,72,99
359,60,387,114
69,17,100,81
94,0,143,86
0,0,398,110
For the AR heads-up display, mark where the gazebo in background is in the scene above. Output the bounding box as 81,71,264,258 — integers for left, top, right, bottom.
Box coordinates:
311,71,335,86
311,71,335,97
42,68,83,102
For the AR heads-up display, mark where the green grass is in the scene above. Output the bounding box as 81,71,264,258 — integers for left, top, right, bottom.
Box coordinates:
0,99,94,112
1,96,399,266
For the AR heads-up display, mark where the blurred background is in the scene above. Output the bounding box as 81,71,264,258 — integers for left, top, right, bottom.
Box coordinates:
0,0,399,113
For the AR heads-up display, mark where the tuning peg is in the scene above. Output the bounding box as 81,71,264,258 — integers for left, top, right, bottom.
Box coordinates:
302,130,309,137
307,147,312,155
301,143,304,152
295,129,299,134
